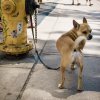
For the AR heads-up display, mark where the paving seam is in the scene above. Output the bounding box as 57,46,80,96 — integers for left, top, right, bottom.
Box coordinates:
16,2,60,100
17,0,100,99
16,32,50,100
16,0,80,99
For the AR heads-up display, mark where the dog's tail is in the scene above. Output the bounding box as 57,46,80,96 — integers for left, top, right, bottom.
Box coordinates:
75,36,87,50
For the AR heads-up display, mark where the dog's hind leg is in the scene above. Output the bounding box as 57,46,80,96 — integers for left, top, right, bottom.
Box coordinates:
58,54,71,89
58,65,66,89
77,64,83,91
76,53,83,91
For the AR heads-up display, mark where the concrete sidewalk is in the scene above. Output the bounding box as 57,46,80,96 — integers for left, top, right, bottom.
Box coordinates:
0,0,100,100
22,0,100,100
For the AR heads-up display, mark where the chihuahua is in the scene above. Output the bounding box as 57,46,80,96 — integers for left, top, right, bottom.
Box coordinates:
56,17,92,91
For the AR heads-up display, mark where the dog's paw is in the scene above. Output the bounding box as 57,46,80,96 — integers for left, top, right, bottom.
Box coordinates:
58,84,64,89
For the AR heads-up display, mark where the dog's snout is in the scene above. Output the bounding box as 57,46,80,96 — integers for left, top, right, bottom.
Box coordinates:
87,34,93,40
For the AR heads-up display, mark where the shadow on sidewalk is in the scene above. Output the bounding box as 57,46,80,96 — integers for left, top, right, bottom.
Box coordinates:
49,9,100,21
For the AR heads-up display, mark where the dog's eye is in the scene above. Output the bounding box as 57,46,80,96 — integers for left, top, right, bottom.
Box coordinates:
82,31,87,34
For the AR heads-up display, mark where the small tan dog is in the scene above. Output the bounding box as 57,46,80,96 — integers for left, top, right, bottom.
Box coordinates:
56,17,92,91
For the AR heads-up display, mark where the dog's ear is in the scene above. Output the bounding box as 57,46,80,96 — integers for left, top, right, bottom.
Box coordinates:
73,20,80,29
83,17,87,23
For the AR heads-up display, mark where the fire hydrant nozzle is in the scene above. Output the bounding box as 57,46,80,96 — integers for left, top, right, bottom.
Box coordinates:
2,0,16,14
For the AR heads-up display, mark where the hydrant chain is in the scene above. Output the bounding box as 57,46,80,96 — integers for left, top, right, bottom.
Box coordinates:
34,9,37,43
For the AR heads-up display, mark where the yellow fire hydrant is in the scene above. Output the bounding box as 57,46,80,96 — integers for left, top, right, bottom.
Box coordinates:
0,0,33,55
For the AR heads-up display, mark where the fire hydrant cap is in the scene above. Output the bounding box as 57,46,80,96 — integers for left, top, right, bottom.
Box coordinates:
2,0,16,14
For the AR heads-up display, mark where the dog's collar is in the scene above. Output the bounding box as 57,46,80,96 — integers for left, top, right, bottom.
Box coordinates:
67,31,78,41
